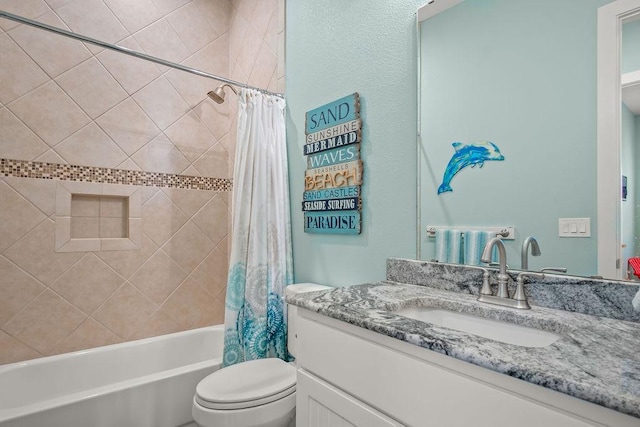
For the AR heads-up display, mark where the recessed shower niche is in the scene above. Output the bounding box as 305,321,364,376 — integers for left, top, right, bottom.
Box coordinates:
55,181,141,252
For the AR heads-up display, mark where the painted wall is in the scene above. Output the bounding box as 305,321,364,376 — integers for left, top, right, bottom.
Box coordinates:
622,18,640,74
419,0,612,276
286,1,422,286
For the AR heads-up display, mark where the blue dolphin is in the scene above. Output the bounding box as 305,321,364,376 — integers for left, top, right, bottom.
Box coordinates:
437,141,504,194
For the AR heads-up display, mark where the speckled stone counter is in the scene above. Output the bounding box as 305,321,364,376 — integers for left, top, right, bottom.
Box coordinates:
286,259,640,419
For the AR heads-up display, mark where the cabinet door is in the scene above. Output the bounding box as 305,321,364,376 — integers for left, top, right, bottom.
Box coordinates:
296,370,403,427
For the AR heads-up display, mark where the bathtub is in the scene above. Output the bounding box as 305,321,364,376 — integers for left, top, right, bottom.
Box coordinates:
0,325,224,427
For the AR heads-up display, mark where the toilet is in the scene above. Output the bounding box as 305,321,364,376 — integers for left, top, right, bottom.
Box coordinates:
192,283,331,427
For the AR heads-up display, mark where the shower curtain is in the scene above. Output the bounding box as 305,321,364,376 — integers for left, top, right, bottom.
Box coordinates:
222,89,293,367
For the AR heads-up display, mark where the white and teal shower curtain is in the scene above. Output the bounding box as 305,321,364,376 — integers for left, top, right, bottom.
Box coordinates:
223,89,293,367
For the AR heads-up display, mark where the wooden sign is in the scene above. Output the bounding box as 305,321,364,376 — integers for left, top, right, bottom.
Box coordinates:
304,211,361,234
307,145,360,168
303,93,363,235
302,197,360,212
305,93,360,134
304,160,363,191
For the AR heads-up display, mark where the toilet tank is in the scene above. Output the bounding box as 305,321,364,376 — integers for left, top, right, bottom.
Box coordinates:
285,283,332,358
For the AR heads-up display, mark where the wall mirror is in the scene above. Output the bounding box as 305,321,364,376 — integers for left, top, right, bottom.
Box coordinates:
417,0,640,280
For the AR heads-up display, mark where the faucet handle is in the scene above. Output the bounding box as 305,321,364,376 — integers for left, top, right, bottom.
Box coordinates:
513,272,545,309
479,268,492,296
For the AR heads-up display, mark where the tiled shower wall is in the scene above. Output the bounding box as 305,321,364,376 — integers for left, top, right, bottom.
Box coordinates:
0,0,283,365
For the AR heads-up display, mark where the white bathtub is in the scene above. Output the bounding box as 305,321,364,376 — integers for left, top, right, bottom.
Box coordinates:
0,325,224,427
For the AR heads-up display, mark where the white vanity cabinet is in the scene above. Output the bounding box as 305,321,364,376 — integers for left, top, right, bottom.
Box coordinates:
294,309,638,427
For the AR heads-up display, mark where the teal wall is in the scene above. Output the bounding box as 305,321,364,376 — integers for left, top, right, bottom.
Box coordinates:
286,1,422,286
419,0,612,276
622,18,640,74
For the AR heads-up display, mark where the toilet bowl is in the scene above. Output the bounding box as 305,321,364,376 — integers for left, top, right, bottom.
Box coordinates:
192,283,331,427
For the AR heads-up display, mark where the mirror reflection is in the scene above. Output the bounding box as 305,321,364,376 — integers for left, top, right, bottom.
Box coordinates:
418,0,639,280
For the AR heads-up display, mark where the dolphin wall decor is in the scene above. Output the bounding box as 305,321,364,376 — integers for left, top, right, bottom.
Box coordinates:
437,141,504,194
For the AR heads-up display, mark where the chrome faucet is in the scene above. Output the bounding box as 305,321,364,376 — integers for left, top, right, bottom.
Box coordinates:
521,236,541,270
481,237,509,298
477,237,542,310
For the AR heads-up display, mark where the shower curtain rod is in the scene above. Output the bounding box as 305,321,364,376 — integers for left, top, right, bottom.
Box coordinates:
0,10,284,99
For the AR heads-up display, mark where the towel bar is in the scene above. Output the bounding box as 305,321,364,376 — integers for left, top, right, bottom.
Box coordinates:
426,226,515,240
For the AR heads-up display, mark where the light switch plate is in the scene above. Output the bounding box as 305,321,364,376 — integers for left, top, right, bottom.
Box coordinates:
558,218,591,237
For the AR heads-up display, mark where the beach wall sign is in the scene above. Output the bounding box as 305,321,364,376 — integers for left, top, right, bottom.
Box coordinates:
303,93,363,234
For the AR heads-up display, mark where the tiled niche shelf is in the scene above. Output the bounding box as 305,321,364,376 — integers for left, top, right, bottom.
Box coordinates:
55,181,141,252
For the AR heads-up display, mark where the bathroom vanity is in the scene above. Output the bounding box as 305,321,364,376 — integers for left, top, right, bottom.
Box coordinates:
287,259,640,427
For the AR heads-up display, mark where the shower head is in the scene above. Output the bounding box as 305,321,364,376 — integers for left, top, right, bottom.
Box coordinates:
207,84,238,104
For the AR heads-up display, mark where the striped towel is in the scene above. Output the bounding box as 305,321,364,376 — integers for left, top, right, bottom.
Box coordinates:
628,258,640,279
463,230,497,266
435,229,462,264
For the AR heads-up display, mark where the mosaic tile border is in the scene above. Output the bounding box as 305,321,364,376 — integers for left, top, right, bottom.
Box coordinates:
0,158,232,191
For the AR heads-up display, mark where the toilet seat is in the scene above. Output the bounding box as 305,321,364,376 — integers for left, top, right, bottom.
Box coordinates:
195,358,296,411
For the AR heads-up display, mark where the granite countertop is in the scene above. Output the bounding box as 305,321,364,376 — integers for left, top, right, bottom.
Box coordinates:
286,281,640,419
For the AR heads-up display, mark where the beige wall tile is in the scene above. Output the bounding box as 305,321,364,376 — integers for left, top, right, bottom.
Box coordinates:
50,253,124,314
237,25,263,77
44,0,74,9
162,187,214,217
164,61,211,108
141,190,188,245
4,219,84,285
192,293,224,328
55,123,128,169
55,0,128,45
3,289,86,354
8,12,92,78
96,233,158,279
265,11,278,53
100,196,127,217
159,277,213,329
0,255,45,325
150,0,190,16
0,330,41,365
250,0,275,38
71,194,100,217
193,34,229,79
132,77,190,130
0,33,49,104
55,58,128,119
166,1,217,54
162,221,214,271
235,0,257,21
70,216,100,238
102,0,163,34
248,41,277,89
0,180,47,252
277,30,285,79
129,250,187,304
129,309,182,340
93,282,157,339
96,37,161,95
228,12,248,62
193,0,232,36
0,107,49,160
191,195,228,246
36,149,66,164
99,217,127,238
193,143,229,179
7,81,91,147
134,19,190,64
52,318,121,355
0,0,49,31
131,133,190,175
193,96,231,140
165,111,217,162
2,176,56,216
190,246,228,298
96,98,161,156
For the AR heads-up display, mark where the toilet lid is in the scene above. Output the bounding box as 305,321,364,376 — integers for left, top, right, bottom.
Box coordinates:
196,358,296,410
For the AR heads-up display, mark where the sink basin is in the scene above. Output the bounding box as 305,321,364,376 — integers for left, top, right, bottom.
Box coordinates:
393,307,560,348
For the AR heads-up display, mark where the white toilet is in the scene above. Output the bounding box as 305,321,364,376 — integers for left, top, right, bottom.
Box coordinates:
192,283,330,427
